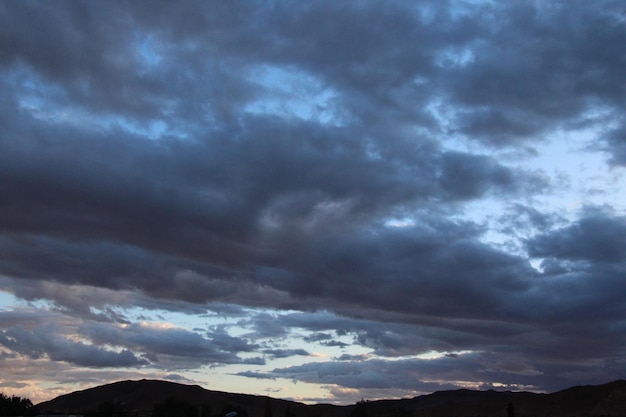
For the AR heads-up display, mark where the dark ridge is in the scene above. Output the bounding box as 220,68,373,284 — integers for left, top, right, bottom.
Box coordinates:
36,379,626,417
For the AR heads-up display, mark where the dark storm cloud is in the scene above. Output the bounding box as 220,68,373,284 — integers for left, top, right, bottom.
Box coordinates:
272,220,535,321
527,209,626,263
441,2,626,146
439,152,517,199
1,1,625,144
521,209,626,332
603,125,626,166
1,0,626,400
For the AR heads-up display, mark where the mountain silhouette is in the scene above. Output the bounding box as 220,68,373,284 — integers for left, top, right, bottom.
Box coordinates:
36,379,626,417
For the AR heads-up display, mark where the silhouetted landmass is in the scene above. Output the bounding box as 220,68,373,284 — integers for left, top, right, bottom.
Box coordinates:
36,379,626,417
36,380,346,417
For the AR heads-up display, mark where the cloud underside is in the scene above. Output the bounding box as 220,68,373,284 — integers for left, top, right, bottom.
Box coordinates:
1,0,626,402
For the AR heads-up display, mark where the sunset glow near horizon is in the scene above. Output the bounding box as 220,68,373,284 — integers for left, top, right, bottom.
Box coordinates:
1,0,626,406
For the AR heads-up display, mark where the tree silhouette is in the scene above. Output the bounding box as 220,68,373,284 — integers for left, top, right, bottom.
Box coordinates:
350,400,370,417
0,393,38,416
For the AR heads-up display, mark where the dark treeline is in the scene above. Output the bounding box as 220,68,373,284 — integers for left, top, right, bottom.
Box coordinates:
0,393,39,416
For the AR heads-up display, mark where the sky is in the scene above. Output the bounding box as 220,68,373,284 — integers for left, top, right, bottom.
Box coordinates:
1,0,626,406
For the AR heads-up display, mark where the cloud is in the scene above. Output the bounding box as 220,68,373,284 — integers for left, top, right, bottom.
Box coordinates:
244,350,624,395
527,209,626,263
603,124,626,166
207,327,260,353
0,324,147,367
303,332,334,343
242,357,266,366
1,0,626,404
81,322,243,367
262,349,310,359
240,355,489,391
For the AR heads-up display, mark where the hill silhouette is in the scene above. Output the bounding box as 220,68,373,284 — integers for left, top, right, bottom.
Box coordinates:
36,380,345,417
36,379,626,417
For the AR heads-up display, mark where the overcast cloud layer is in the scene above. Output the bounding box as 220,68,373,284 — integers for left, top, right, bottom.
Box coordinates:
1,0,626,405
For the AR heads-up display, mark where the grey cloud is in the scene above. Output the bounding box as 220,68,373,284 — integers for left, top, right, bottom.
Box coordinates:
439,152,521,200
442,2,626,145
0,324,147,367
0,277,216,321
206,327,259,353
271,311,503,360
262,349,310,359
323,340,349,348
249,352,626,394
2,1,624,147
268,298,626,370
499,204,560,235
603,125,626,166
241,313,291,339
355,329,437,357
242,357,266,366
527,210,626,263
1,28,548,322
275,222,534,322
303,332,333,343
235,371,275,381
81,322,241,366
1,0,625,400
0,305,63,329
335,354,369,362
0,381,28,389
242,356,478,390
